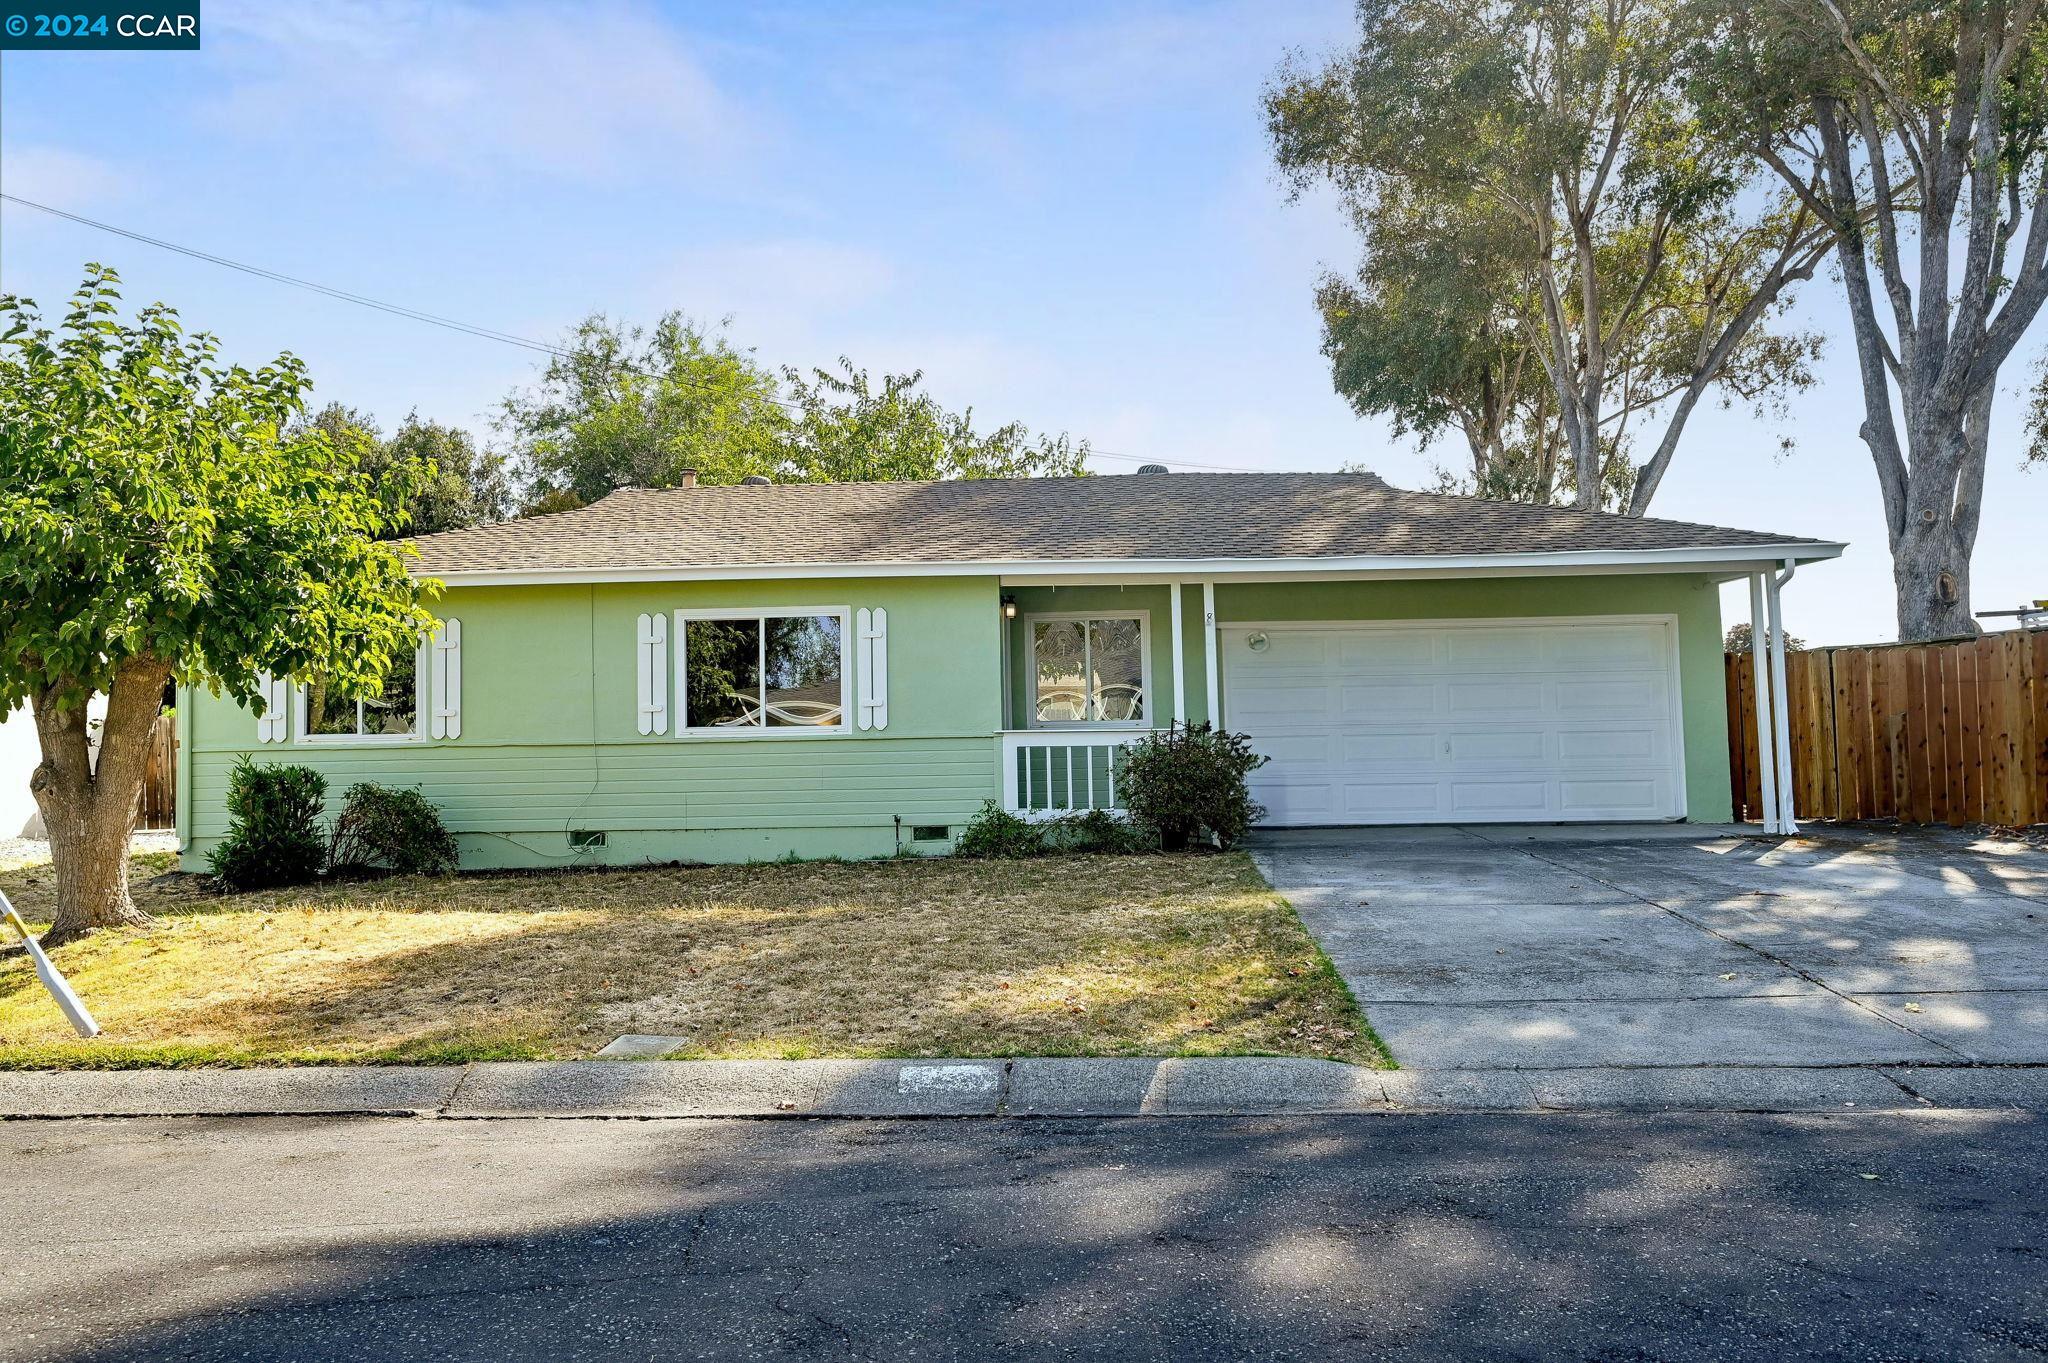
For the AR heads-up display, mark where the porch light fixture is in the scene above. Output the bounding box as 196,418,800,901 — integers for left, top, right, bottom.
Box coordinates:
1002,596,1018,620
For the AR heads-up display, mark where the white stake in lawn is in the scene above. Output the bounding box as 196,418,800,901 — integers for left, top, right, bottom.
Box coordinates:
0,890,100,1039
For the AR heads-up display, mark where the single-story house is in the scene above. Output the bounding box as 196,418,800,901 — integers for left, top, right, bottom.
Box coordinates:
172,471,1841,871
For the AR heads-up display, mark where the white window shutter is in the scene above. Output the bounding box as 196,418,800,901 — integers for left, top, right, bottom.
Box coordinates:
637,613,668,735
255,672,288,743
858,607,888,731
431,618,463,740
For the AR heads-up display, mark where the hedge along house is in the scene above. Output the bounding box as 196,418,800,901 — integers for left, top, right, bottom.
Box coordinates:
173,472,1841,871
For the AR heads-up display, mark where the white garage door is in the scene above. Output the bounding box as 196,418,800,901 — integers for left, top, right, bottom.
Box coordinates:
1222,617,1686,826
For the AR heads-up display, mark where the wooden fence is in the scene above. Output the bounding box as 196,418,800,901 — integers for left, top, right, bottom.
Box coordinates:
1725,630,2048,827
135,711,177,831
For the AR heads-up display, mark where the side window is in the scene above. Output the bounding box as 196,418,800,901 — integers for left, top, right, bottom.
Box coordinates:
300,637,424,741
678,610,847,732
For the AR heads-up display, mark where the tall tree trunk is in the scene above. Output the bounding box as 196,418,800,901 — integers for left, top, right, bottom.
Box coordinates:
1890,382,1992,641
29,655,172,946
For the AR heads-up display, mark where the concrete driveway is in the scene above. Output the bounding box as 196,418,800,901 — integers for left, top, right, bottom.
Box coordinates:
1251,824,2048,1070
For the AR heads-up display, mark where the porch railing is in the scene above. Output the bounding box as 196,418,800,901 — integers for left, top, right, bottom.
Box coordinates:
998,729,1147,819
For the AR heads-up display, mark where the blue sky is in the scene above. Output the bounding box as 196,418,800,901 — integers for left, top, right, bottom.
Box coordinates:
1,0,2042,645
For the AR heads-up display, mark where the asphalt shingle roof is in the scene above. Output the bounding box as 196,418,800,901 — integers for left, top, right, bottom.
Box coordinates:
406,472,1831,576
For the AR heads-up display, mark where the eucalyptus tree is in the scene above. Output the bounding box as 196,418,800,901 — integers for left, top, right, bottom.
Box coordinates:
0,267,431,943
1267,0,1831,514
1695,0,2048,640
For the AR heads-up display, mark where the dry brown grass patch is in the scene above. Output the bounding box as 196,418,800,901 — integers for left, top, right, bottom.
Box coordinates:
0,850,1382,1068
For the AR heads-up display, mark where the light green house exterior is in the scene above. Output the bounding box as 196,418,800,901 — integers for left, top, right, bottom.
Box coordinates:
174,474,1842,871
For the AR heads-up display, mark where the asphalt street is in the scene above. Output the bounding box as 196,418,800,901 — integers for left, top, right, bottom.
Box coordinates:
4,1111,2043,1362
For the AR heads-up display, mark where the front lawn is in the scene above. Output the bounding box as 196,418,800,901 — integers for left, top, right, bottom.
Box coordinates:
0,850,1383,1068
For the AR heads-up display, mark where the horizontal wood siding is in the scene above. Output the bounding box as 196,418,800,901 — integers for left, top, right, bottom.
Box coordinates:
1726,632,2046,827
188,737,996,840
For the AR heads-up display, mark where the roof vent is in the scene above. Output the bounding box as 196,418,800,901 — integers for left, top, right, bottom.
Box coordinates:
1135,463,1170,474
741,474,772,486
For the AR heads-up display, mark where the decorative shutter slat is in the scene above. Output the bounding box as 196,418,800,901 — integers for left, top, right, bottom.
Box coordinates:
255,672,289,743
637,613,668,735
858,607,888,731
431,618,463,740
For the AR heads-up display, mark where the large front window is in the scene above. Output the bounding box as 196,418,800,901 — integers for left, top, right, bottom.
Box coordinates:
301,640,421,741
681,610,847,731
1030,614,1146,725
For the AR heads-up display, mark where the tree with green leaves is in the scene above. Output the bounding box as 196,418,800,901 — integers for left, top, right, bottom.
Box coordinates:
498,313,1090,509
779,358,1089,484
298,404,512,534
0,267,432,943
1693,0,2048,641
1267,0,1831,513
499,313,791,509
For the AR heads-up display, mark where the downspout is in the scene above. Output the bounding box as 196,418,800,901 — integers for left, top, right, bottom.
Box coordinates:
1748,573,1779,834
1768,558,1799,835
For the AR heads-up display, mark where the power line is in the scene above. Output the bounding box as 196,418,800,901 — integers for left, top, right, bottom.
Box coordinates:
0,192,1273,474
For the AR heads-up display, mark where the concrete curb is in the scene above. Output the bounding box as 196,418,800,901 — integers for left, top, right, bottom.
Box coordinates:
2,1060,2043,1120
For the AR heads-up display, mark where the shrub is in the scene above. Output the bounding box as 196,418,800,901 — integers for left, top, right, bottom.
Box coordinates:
1118,723,1268,851
207,757,327,890
328,783,459,877
953,799,1045,858
1044,807,1154,854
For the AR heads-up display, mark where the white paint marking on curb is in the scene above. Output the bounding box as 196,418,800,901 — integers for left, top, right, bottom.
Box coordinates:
898,1064,1001,1095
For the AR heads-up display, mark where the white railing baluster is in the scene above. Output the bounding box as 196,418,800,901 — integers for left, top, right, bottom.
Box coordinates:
998,730,1146,820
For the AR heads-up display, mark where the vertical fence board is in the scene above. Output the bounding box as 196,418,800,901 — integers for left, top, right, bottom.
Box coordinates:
1726,634,2044,831
1926,646,1956,826
2032,630,2048,825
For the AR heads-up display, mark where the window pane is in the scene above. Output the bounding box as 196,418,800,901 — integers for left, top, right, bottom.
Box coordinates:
1089,619,1144,721
303,680,357,736
1033,620,1087,723
363,644,418,736
686,619,762,727
764,615,843,727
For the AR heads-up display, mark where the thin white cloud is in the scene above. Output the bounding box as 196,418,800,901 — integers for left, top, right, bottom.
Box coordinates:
205,0,748,182
658,240,899,326
0,144,131,208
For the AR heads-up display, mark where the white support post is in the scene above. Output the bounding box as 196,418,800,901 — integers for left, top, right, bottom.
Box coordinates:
1169,581,1187,726
1748,572,1780,834
1201,580,1220,728
1768,558,1799,835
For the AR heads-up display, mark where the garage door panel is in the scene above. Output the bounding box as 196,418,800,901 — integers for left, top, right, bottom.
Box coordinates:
1448,780,1552,816
1557,676,1667,714
1560,779,1665,816
1344,732,1437,766
1557,728,1659,763
1341,782,1442,819
1446,679,1548,715
1339,681,1434,720
1223,619,1683,826
1448,730,1549,765
1335,630,1435,668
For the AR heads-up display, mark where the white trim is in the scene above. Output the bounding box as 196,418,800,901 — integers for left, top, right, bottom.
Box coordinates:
672,605,853,737
1767,560,1799,834
294,638,430,745
1021,609,1152,729
417,541,1847,588
1748,574,1779,833
1168,581,1186,726
1202,580,1219,727
1219,613,1690,824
